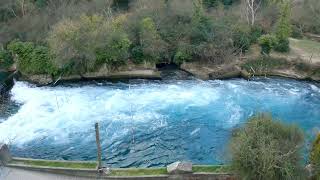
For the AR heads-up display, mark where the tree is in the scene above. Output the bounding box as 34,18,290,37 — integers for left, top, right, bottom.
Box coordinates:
7,40,57,75
310,134,320,178
0,50,14,70
242,0,263,26
229,113,305,180
139,17,168,63
47,14,109,73
274,1,291,52
258,34,277,55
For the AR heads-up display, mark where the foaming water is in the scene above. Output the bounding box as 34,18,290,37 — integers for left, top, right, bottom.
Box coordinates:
0,78,320,167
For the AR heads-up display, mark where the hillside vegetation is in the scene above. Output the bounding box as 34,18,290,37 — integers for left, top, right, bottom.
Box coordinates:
0,0,319,79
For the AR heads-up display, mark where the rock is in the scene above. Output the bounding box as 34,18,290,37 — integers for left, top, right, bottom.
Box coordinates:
167,161,192,174
0,144,12,165
209,66,241,80
23,74,53,85
305,164,314,178
240,69,251,80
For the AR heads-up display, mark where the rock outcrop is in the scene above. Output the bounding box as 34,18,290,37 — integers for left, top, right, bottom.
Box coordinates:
167,161,193,174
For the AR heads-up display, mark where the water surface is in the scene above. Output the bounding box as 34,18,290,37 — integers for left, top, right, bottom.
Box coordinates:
0,78,319,167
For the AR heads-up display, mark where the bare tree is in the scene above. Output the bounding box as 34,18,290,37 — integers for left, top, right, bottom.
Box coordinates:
242,0,263,26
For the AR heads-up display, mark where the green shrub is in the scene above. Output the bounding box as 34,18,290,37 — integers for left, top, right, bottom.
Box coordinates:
274,38,290,52
130,46,144,64
258,34,277,55
291,25,303,39
229,113,305,180
250,26,263,43
0,49,14,70
310,134,320,178
173,42,192,64
7,40,57,75
232,25,262,52
232,25,252,52
273,2,291,53
96,31,131,70
47,15,108,73
139,17,168,63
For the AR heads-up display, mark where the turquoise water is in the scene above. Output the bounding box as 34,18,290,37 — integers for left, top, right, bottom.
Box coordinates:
0,78,319,167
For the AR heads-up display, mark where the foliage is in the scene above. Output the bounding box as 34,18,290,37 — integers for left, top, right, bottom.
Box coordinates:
258,34,277,55
203,0,240,8
241,56,289,74
232,24,262,53
310,134,320,178
190,1,213,44
0,50,14,70
291,0,320,34
47,14,109,73
291,25,303,39
0,0,316,76
139,17,168,63
7,40,57,75
274,38,289,52
229,113,305,180
96,31,131,70
274,1,291,53
173,42,192,64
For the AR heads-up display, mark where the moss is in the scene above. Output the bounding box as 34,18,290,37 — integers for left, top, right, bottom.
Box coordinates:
10,159,97,169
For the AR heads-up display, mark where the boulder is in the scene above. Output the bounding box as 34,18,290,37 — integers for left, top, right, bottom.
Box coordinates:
167,161,192,174
0,144,12,164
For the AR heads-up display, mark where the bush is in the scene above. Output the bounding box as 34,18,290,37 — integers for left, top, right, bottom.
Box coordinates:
96,31,131,70
131,46,144,64
7,40,57,75
139,17,168,63
47,15,109,73
291,25,303,39
274,38,290,53
0,49,13,70
232,25,254,52
258,34,277,55
229,113,305,180
310,134,320,178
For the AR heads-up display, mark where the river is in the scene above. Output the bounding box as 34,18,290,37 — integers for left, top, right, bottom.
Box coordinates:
0,78,319,167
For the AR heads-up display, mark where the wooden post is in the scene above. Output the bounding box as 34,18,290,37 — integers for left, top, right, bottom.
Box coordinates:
95,122,102,169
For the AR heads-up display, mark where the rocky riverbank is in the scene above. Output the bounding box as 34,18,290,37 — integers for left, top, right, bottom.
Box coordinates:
10,39,320,85
17,62,161,85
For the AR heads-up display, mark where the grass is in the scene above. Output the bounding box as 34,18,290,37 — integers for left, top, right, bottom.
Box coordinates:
110,168,168,176
109,165,230,176
9,158,230,176
10,158,97,169
290,38,320,54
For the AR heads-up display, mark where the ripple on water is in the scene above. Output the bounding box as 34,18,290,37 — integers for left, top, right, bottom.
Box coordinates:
0,78,319,167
